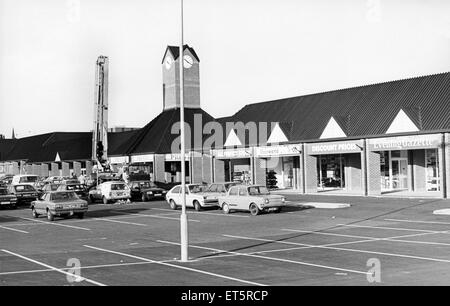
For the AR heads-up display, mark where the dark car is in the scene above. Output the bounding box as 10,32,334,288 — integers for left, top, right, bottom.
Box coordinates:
57,183,88,201
8,184,39,205
153,181,180,191
0,187,18,209
129,181,167,202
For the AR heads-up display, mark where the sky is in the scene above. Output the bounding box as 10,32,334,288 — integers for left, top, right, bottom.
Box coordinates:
1,0,449,138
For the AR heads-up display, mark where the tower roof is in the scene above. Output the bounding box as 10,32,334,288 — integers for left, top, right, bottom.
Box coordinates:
161,44,200,64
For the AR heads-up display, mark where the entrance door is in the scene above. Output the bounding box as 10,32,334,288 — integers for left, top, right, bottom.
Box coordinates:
391,159,408,190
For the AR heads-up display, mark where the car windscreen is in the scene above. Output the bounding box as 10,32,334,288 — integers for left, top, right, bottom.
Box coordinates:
248,186,270,196
111,184,126,191
0,189,8,195
51,192,78,201
224,183,238,191
19,176,38,183
138,182,151,188
15,185,36,192
189,185,206,193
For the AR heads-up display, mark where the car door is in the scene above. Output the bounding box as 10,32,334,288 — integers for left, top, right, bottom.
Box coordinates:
226,186,239,207
184,186,194,207
35,193,48,213
237,187,249,210
93,185,102,200
170,186,181,205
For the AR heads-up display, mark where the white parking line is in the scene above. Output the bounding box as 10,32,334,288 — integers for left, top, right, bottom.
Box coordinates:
19,217,91,231
151,207,249,218
83,245,266,286
384,218,450,226
0,225,29,234
336,223,445,233
92,218,147,227
157,240,369,276
223,233,450,264
1,249,106,286
121,213,201,222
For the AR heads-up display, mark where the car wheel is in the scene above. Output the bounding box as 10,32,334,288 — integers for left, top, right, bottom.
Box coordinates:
169,200,177,210
141,194,147,202
249,203,260,216
222,203,230,214
274,207,282,213
193,201,201,212
47,210,54,221
102,196,109,204
76,213,84,219
32,208,39,218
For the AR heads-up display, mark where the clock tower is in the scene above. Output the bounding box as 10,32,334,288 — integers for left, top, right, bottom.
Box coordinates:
162,44,201,110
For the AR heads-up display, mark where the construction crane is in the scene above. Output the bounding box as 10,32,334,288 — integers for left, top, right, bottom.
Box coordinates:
92,55,109,171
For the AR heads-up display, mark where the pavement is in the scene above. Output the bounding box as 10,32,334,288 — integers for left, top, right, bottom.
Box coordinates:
1,193,450,286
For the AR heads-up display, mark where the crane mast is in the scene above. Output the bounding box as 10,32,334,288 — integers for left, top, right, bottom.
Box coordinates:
92,55,109,168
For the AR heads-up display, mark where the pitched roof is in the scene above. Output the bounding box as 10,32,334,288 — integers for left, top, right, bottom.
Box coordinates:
161,44,200,63
219,72,450,143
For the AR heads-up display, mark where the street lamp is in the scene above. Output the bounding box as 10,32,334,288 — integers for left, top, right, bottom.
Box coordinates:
179,0,189,262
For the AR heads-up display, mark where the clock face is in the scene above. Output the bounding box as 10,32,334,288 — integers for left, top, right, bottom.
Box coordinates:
165,56,173,70
183,55,193,68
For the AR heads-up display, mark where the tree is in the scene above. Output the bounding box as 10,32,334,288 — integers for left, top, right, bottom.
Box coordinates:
266,170,278,189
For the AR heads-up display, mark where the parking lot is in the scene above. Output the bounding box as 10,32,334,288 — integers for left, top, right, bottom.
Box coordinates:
1,193,450,286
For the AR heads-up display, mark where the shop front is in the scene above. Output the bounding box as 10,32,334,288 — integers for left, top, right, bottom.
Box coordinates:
128,154,153,180
254,144,302,189
368,134,444,196
164,153,190,183
304,140,364,194
212,148,253,184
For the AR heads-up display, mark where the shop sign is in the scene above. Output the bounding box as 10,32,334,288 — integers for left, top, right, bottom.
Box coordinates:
130,154,154,163
109,156,129,164
368,134,441,151
306,140,363,155
254,144,302,157
213,148,252,159
165,153,190,161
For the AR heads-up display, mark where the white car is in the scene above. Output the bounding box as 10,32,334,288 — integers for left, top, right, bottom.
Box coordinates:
11,174,40,188
166,184,218,211
88,181,131,204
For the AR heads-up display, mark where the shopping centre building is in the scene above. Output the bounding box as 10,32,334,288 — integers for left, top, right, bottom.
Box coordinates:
1,45,449,198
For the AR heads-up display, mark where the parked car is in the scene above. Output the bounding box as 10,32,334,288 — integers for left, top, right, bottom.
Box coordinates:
165,184,218,211
0,174,14,186
8,184,39,205
154,181,181,191
218,185,286,216
40,183,60,195
42,176,70,185
31,191,88,221
11,174,40,189
57,183,88,201
129,180,167,202
88,181,131,204
203,182,239,201
0,187,18,209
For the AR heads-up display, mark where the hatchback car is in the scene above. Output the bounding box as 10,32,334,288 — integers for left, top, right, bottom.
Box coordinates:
8,184,39,205
31,191,88,221
129,180,167,202
165,184,217,211
88,181,131,204
218,185,285,216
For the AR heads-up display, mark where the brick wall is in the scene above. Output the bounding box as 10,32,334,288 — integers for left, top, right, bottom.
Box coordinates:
213,158,225,182
254,158,267,186
304,154,317,193
73,162,81,177
62,162,70,177
50,163,59,177
346,153,362,192
367,150,381,196
85,161,93,178
413,149,426,192
154,154,165,182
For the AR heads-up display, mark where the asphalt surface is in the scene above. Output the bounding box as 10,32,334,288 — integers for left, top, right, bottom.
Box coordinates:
1,193,450,286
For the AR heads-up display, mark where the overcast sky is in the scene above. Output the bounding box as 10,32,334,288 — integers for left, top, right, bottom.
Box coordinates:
1,0,449,138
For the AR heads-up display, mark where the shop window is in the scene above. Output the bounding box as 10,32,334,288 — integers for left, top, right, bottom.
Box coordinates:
317,155,345,189
425,149,439,192
380,151,390,190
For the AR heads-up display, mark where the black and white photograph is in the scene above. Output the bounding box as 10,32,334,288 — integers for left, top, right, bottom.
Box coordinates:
1,0,450,296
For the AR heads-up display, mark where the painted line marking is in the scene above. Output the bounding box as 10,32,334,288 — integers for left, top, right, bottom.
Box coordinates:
1,249,106,286
151,207,249,218
0,225,29,234
336,223,445,233
384,218,450,226
223,233,450,264
157,240,369,276
84,245,265,286
92,218,147,227
19,217,91,231
121,213,201,222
